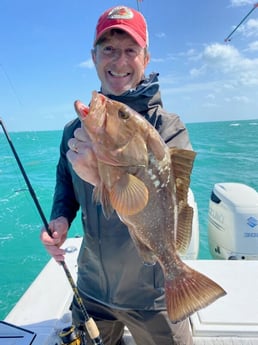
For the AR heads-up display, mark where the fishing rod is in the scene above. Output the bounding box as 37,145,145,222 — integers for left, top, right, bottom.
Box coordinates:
224,2,258,42
136,0,142,12
0,118,104,345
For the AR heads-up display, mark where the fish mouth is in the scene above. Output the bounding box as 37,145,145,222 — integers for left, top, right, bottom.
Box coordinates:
74,100,89,120
87,92,107,130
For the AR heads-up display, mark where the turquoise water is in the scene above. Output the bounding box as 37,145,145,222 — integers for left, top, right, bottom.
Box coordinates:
0,119,258,319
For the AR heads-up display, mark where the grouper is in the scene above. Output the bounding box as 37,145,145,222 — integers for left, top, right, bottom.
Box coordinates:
73,91,226,323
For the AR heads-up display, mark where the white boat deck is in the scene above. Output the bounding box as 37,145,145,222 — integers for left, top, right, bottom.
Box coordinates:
3,237,258,345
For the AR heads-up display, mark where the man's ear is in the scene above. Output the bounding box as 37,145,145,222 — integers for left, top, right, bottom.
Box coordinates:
91,49,96,65
144,52,150,68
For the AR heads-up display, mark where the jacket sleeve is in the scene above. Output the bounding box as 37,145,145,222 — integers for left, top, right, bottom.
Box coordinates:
161,114,192,150
154,106,193,150
50,120,80,225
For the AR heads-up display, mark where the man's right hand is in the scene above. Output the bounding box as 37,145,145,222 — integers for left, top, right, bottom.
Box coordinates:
66,127,101,186
40,216,69,262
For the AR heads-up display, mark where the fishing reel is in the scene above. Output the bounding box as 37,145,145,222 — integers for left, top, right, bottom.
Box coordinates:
59,325,87,345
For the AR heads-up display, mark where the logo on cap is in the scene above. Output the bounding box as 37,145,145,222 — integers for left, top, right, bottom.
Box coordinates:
107,6,134,20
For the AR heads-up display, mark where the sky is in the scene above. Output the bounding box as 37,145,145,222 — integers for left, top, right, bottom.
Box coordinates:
0,0,258,132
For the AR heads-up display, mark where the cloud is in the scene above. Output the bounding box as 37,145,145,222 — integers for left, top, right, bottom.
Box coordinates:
224,95,250,103
191,43,258,87
202,43,241,71
232,95,250,102
190,66,206,77
161,80,221,94
247,40,258,51
243,19,258,37
159,39,258,116
206,93,216,100
79,58,94,69
235,18,258,38
230,0,256,6
155,32,166,38
151,57,166,63
151,53,177,64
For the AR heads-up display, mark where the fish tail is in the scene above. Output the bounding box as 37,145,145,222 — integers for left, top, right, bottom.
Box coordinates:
165,262,226,323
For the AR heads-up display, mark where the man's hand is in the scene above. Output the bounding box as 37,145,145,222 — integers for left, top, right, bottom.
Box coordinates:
67,127,100,186
40,216,69,262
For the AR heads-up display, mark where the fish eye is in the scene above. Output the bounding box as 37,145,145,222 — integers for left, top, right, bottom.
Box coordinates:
118,109,130,120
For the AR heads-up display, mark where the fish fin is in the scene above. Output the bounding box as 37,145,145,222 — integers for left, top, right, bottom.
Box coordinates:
110,174,149,216
93,185,114,219
165,262,226,323
169,148,196,253
176,205,194,254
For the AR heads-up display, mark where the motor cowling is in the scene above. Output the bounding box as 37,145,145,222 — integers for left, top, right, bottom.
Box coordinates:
208,183,258,260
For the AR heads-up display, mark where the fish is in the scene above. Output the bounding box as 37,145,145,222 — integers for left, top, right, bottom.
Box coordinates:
74,91,226,323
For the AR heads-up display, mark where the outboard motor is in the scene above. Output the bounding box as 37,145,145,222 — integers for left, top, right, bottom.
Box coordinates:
208,183,258,260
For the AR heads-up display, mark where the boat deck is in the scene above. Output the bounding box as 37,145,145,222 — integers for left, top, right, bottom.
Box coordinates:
3,237,258,345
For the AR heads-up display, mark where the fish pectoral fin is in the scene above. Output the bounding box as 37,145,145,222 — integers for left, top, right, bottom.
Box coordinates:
176,204,194,254
93,184,114,219
110,174,149,216
165,261,226,323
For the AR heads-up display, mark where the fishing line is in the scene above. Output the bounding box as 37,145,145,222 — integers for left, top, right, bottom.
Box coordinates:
0,64,23,106
0,118,104,345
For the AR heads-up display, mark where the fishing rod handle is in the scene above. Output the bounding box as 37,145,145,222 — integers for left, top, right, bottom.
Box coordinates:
61,262,105,345
85,318,104,345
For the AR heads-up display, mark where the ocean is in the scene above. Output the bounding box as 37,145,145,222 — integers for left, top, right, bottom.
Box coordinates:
0,119,258,320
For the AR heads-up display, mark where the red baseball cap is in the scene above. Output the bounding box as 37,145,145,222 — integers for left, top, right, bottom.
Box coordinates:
94,6,149,48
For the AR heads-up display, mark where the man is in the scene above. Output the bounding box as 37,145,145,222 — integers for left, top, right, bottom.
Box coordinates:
40,6,193,345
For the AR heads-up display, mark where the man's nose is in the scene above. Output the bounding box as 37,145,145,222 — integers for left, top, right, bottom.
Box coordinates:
112,49,128,61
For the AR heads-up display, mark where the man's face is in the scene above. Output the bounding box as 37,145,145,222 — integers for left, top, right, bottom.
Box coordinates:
92,31,150,96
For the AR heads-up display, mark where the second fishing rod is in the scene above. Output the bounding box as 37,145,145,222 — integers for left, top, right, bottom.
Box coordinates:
0,118,104,345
